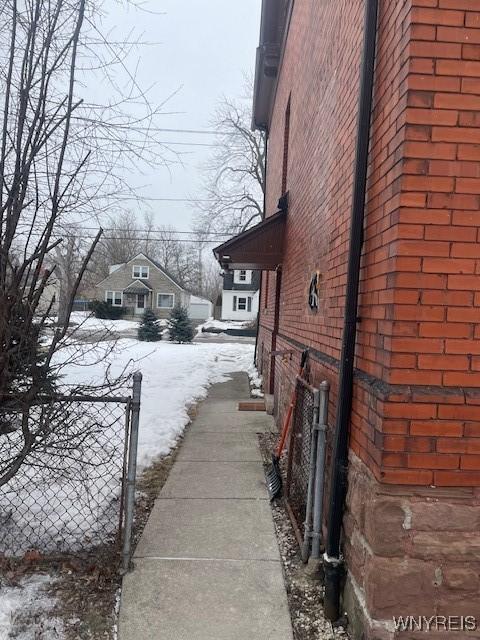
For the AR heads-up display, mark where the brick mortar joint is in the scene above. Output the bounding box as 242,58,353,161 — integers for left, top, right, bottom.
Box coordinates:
348,451,480,501
259,326,480,403
346,571,396,636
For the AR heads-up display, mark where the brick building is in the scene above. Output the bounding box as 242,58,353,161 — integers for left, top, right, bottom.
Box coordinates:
214,1,480,638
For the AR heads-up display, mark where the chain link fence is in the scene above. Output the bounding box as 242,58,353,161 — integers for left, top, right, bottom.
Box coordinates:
286,376,316,535
0,375,141,564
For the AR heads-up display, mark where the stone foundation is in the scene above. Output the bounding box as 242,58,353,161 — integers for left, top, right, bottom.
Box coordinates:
343,454,480,640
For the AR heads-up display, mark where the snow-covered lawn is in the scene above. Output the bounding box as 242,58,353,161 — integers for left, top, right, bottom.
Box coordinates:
0,339,257,555
69,311,140,334
0,338,258,636
59,338,256,465
197,318,252,333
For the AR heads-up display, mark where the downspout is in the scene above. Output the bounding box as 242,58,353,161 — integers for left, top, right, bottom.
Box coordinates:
323,0,378,623
254,133,268,367
269,265,282,395
254,291,261,367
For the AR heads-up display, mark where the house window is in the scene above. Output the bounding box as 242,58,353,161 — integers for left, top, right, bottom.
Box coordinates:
106,291,123,306
238,297,247,311
233,269,252,285
157,293,174,309
133,265,149,279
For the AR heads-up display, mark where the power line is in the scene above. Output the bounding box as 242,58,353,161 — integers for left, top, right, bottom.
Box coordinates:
18,195,216,203
77,117,229,137
91,228,229,236
120,197,213,202
147,127,227,135
63,235,223,244
16,224,231,237
157,141,220,148
15,230,228,244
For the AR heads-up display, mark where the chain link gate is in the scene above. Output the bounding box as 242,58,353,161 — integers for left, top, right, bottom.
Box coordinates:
0,373,142,567
285,376,318,535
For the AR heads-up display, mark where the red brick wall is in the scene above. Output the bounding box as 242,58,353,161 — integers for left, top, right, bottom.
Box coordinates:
258,0,480,487
259,0,364,402
343,454,480,639
382,0,480,486
259,0,411,471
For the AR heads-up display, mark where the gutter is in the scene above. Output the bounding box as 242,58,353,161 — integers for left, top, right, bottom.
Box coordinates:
254,134,268,366
252,0,295,131
269,266,282,395
323,0,379,623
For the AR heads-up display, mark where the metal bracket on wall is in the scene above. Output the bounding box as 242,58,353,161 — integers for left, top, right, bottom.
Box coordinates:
271,350,294,358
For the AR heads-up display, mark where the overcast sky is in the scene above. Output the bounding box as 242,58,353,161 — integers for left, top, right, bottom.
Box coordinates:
101,0,261,230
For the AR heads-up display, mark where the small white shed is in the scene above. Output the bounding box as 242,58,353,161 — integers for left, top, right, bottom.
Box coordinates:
189,295,213,321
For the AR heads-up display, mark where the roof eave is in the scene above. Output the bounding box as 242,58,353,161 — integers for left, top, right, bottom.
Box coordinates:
123,279,153,292
252,0,295,132
213,207,287,272
252,44,280,131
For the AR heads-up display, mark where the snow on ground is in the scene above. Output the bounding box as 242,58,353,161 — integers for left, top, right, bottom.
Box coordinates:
197,318,251,333
0,574,63,640
0,338,257,555
69,311,140,334
247,362,264,398
0,336,261,634
58,339,256,465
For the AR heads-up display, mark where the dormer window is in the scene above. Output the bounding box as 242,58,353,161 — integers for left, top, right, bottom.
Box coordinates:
133,265,149,279
233,269,252,285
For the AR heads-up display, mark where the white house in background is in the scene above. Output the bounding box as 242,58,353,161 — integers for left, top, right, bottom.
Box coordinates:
96,254,190,319
189,295,213,321
221,269,260,322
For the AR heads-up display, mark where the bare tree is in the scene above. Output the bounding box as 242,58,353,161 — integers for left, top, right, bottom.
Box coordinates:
0,0,175,487
152,225,200,290
0,0,99,415
200,259,223,305
90,211,143,281
87,213,201,288
194,83,266,235
53,230,87,325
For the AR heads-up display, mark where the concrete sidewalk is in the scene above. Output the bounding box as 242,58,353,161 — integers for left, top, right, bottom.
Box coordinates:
118,372,294,640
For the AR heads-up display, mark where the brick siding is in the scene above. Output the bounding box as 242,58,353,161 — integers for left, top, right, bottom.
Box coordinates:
255,2,480,633
258,0,480,488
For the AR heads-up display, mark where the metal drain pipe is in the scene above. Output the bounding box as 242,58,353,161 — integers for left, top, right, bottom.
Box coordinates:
323,0,379,623
311,381,329,562
301,381,330,565
301,388,320,563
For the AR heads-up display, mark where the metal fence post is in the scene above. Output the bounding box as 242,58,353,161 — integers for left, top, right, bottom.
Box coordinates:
117,398,132,546
311,380,329,561
121,371,142,574
301,389,320,562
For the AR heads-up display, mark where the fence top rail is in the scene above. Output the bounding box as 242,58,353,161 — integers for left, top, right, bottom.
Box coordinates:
295,375,317,395
53,394,132,404
1,394,132,406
